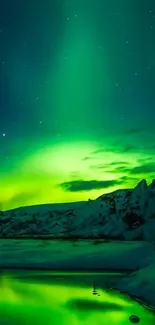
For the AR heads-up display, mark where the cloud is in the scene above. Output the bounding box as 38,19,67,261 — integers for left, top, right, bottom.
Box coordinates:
130,162,155,175
118,175,140,182
109,161,130,166
91,146,121,155
90,163,109,170
122,145,137,152
91,148,105,155
116,127,149,136
91,144,138,156
111,166,131,173
90,161,131,172
60,179,121,192
82,156,93,161
138,157,154,164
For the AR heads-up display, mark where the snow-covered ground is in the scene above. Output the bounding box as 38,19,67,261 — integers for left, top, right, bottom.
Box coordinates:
1,179,155,240
115,260,155,309
0,239,150,270
0,239,155,309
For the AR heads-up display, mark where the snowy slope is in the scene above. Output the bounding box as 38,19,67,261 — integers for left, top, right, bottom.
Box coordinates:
115,261,155,308
1,179,155,240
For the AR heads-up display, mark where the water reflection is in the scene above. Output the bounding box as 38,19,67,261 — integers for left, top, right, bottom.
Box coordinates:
0,272,154,325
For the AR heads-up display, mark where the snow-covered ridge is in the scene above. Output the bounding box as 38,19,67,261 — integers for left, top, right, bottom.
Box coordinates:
1,179,155,240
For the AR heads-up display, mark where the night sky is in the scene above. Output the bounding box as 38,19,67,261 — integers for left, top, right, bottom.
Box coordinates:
0,0,155,210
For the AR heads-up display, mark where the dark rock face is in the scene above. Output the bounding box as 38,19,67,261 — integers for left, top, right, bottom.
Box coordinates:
129,315,140,323
123,212,144,230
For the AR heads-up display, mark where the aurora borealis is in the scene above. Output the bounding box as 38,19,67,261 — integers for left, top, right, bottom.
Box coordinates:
1,275,154,325
0,0,155,210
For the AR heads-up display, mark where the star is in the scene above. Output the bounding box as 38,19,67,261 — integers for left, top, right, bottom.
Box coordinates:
0,0,155,212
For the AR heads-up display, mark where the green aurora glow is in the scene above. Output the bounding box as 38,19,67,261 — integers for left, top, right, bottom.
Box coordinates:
0,0,155,210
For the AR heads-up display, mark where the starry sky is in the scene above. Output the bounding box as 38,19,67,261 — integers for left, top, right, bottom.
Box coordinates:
0,0,155,210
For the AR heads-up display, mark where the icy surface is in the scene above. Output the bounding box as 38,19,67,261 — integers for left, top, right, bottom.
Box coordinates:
0,239,148,270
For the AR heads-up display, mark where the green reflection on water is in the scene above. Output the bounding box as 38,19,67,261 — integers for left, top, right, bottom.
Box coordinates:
0,274,154,325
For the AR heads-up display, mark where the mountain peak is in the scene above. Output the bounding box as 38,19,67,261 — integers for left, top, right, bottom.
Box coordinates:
134,179,148,191
149,179,155,188
137,178,147,186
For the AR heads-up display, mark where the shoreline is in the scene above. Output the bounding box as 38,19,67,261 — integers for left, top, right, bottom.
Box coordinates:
111,288,155,313
1,266,155,311
0,266,133,274
1,267,155,312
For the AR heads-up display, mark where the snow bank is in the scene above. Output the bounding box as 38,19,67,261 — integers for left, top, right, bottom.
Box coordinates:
115,261,155,309
0,239,150,270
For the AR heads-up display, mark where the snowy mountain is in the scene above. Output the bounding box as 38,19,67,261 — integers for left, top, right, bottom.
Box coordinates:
1,179,155,240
